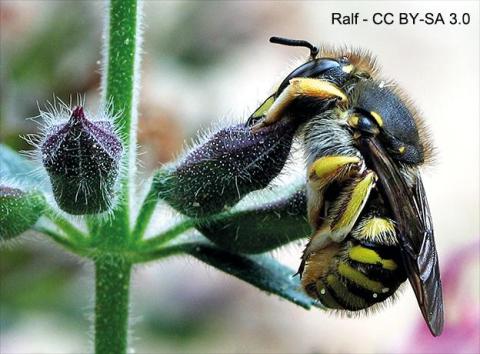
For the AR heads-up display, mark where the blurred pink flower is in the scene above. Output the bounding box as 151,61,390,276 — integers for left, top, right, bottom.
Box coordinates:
407,241,480,354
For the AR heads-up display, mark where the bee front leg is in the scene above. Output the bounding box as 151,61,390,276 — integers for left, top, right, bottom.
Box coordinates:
308,155,361,187
251,78,348,132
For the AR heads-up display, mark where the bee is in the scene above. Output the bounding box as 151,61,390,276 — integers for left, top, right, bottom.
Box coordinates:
248,37,444,336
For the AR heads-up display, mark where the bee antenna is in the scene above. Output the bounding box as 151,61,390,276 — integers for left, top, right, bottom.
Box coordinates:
269,36,319,59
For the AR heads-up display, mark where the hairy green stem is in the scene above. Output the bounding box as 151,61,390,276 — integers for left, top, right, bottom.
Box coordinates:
139,219,195,250
94,0,140,353
102,0,141,238
44,207,87,243
104,0,139,142
131,183,158,241
33,226,82,254
94,259,132,354
134,243,191,263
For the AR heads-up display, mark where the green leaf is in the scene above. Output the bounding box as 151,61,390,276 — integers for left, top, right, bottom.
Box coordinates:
197,186,310,253
182,241,318,309
0,146,47,241
0,186,46,241
0,144,46,190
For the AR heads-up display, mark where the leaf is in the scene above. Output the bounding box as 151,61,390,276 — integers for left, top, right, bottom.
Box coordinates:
180,241,318,309
197,186,310,253
0,144,46,190
0,146,47,241
0,186,46,241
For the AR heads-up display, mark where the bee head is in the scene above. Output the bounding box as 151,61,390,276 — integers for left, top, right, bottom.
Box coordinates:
347,80,428,165
269,36,355,97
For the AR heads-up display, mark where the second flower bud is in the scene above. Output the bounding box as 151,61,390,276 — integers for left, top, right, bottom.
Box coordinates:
155,120,297,217
41,106,122,214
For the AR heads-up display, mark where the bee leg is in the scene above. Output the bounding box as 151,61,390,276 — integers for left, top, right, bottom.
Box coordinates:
329,171,377,240
308,155,361,187
305,171,377,257
251,78,348,132
300,156,372,277
307,155,362,229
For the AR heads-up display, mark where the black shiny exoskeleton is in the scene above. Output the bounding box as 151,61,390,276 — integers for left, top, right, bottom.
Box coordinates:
351,80,425,164
276,58,352,96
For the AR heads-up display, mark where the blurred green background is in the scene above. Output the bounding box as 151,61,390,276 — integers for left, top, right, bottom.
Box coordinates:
1,1,479,353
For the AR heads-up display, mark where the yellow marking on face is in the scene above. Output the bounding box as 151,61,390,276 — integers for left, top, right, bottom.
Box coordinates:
342,64,354,74
349,245,398,271
348,115,359,127
327,274,367,309
331,172,376,232
370,111,384,127
337,263,384,293
398,146,406,154
289,78,348,104
309,155,359,180
252,95,275,119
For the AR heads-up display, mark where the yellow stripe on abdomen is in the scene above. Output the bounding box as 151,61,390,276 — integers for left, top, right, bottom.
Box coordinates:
349,245,398,271
315,280,341,309
327,274,367,310
337,263,384,293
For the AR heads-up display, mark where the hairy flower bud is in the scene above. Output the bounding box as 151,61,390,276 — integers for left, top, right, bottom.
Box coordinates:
41,106,122,214
0,186,45,241
155,120,297,217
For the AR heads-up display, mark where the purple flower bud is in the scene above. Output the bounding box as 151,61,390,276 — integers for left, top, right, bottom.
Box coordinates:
155,120,297,217
41,106,122,214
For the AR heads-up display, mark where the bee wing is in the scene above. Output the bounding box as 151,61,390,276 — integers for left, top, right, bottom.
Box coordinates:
409,175,444,336
359,136,444,336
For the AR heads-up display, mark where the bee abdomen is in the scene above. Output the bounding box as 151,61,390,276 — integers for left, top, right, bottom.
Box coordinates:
303,224,407,311
307,275,369,310
339,242,406,309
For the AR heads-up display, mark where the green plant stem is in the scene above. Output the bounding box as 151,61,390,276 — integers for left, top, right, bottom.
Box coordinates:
139,219,195,250
134,243,190,263
105,0,139,141
85,215,101,239
33,226,84,255
93,1,140,353
44,207,87,243
102,0,140,238
131,183,158,241
94,258,132,354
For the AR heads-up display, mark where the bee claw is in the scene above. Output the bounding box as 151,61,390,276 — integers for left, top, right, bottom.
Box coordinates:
250,120,266,133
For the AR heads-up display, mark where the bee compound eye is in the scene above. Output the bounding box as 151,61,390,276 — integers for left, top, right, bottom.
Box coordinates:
348,113,380,136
